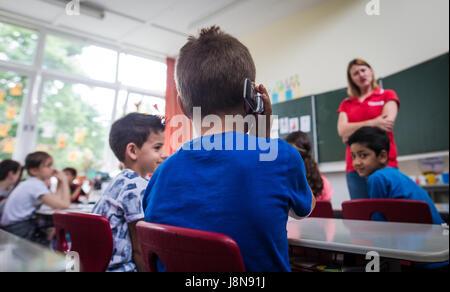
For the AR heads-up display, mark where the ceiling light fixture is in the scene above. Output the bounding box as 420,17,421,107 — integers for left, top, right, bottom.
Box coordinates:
40,0,105,20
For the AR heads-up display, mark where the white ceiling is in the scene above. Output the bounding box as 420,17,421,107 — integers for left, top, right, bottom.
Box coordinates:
0,0,327,58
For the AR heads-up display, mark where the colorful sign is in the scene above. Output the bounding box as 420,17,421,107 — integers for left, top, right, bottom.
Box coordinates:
269,74,301,104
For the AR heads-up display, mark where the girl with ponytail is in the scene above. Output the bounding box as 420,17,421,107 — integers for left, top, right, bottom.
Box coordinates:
285,132,334,201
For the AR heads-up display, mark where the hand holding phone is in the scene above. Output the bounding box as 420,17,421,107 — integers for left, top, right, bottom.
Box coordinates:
243,78,273,139
243,78,264,114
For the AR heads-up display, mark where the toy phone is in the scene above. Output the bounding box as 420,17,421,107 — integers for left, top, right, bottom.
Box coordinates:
243,78,264,114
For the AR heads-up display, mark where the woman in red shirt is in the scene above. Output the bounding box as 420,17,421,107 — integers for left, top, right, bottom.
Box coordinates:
337,59,400,199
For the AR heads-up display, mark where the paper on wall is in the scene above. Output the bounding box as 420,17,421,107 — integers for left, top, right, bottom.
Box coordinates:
41,122,56,138
289,117,299,133
279,117,289,134
300,115,311,133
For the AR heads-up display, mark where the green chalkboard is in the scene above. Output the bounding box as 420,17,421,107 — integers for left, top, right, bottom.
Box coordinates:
272,96,315,157
315,88,348,162
383,53,449,156
271,53,449,163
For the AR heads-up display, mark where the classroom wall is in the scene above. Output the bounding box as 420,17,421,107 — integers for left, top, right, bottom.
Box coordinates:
242,0,450,97
241,0,449,207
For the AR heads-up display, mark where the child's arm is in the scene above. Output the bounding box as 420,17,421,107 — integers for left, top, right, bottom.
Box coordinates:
290,186,316,220
84,180,95,200
70,185,83,202
41,171,71,209
128,220,146,272
367,174,389,199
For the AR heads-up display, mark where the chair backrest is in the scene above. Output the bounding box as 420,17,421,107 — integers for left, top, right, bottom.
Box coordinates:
53,211,113,272
309,201,334,218
342,199,433,224
136,221,246,272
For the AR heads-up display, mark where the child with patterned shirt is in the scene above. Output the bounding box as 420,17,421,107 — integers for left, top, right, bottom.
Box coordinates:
92,113,167,272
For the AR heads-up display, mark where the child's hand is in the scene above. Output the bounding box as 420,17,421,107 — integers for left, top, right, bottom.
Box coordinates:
254,83,273,139
54,171,68,184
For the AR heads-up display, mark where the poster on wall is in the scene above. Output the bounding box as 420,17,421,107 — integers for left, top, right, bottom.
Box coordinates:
269,74,301,104
41,122,56,139
289,117,299,133
300,115,311,133
279,117,289,134
271,117,279,139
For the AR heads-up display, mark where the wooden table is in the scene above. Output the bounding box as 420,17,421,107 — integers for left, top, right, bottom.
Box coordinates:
287,217,449,263
0,229,66,272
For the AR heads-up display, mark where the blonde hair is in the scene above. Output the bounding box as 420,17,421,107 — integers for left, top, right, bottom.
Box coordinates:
347,59,378,97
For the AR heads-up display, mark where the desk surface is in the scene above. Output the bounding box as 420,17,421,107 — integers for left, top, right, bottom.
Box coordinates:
0,229,66,272
287,217,449,263
36,203,94,216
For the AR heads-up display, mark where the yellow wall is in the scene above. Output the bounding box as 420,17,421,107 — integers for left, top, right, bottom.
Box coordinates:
242,0,449,96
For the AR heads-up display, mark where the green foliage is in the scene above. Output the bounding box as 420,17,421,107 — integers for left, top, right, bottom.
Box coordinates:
0,21,109,173
0,72,28,161
0,22,38,64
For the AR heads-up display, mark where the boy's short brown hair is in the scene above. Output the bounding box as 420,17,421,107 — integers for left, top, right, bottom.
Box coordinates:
175,26,256,117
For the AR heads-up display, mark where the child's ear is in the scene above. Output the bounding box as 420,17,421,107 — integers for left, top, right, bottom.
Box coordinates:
28,168,37,177
125,142,139,161
378,149,389,165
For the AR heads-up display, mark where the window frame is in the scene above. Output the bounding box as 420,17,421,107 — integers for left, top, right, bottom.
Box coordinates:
0,16,167,172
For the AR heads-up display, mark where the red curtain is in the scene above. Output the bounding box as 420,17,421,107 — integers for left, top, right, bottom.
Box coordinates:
164,58,192,156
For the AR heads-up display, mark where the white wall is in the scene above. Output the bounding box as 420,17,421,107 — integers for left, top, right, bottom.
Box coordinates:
241,0,449,207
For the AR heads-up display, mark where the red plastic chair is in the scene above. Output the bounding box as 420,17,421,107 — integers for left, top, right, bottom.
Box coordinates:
53,211,113,272
342,199,433,224
309,201,334,218
136,221,246,272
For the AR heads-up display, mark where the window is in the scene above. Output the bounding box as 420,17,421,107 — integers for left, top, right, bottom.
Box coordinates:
115,90,165,119
0,22,39,65
0,20,167,174
119,53,167,94
0,71,28,160
37,80,115,171
44,35,118,83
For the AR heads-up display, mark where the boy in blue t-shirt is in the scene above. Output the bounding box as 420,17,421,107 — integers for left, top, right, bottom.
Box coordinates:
347,126,444,225
143,26,315,272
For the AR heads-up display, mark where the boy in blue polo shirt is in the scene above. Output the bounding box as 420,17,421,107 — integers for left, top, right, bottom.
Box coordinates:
348,126,444,224
143,26,315,272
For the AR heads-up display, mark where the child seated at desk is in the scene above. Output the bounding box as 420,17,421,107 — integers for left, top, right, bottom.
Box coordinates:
347,126,444,224
0,159,23,199
63,167,93,203
285,131,334,201
143,26,315,272
92,113,167,272
0,152,71,245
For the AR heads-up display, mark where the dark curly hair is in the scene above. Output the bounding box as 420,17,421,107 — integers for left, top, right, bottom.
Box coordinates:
285,131,324,198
